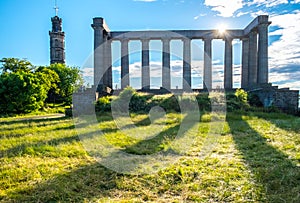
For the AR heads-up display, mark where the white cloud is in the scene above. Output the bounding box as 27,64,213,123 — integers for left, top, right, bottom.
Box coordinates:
269,11,300,90
249,10,269,18
236,11,249,17
225,0,290,17
194,13,207,20
247,0,288,7
82,67,93,77
204,0,243,17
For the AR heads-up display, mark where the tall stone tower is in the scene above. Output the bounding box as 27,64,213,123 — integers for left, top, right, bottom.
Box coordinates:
49,15,65,64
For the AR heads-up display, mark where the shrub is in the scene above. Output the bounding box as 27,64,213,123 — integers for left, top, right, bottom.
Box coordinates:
248,93,263,107
0,71,48,114
109,87,152,114
96,96,112,112
235,88,248,104
226,89,250,112
160,95,180,112
196,93,211,111
129,93,151,112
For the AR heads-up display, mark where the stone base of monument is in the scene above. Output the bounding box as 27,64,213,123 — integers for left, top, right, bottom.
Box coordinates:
72,86,97,116
248,83,299,114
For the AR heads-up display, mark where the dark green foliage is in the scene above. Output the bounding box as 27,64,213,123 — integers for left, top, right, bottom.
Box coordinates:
196,93,211,111
130,93,153,112
159,95,180,112
248,93,263,107
36,67,60,95
65,108,73,117
96,88,289,115
261,106,281,113
44,63,83,105
0,58,83,114
226,89,250,112
0,71,47,114
96,88,210,114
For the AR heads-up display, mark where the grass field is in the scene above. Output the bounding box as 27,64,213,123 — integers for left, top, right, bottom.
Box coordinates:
0,111,299,202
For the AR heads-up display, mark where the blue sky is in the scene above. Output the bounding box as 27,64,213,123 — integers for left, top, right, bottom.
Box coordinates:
0,0,300,90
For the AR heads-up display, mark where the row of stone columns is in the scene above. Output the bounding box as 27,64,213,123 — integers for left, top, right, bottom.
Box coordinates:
241,22,269,89
117,38,226,90
92,18,269,91
106,37,248,90
119,38,194,90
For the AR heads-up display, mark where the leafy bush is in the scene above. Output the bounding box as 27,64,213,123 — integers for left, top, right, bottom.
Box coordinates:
130,93,153,112
43,63,83,105
196,93,211,111
95,96,112,112
0,71,48,114
96,88,289,114
235,88,248,104
248,93,263,107
118,86,136,100
160,95,180,112
226,89,250,112
0,58,83,114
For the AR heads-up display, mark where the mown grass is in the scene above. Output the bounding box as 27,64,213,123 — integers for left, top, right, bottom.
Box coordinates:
0,111,299,202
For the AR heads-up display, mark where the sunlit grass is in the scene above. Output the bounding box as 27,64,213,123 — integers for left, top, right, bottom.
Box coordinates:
0,111,299,202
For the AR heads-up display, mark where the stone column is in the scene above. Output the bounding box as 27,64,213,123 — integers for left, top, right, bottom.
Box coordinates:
142,39,150,90
104,38,112,88
183,38,192,90
248,30,258,85
162,38,171,90
91,18,105,88
241,38,249,89
224,38,233,90
121,39,130,89
257,23,269,84
203,38,212,90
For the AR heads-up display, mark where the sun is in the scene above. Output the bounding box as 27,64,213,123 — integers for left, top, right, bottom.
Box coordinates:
217,24,227,34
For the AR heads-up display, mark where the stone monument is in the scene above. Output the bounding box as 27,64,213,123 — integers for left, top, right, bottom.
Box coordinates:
49,4,65,64
73,15,299,114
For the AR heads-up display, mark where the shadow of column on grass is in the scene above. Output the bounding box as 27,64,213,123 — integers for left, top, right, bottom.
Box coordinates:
0,116,69,136
123,123,180,155
0,134,81,158
123,111,199,156
227,114,300,202
7,162,120,202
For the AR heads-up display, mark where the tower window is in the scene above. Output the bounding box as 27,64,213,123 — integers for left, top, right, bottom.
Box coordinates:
55,39,59,47
55,50,61,59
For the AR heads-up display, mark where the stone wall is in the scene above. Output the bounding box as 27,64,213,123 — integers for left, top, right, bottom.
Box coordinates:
72,87,97,116
274,89,299,113
249,84,299,114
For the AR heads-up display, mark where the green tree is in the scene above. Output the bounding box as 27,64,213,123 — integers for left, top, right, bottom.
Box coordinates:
36,66,61,103
0,58,33,73
0,71,48,114
46,63,83,104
